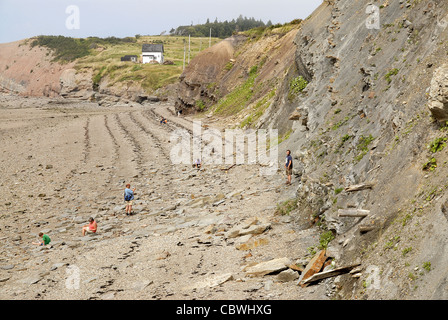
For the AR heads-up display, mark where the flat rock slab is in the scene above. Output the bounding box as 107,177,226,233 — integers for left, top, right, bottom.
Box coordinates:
276,269,300,282
50,263,68,271
132,279,153,291
183,273,233,290
226,223,271,239
244,257,291,277
298,250,327,287
18,276,42,285
0,265,15,270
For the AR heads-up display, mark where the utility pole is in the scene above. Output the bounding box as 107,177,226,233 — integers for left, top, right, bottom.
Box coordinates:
209,28,212,48
183,39,186,71
188,34,191,64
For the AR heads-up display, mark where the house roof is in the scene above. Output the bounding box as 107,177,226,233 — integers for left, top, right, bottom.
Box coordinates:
142,43,164,53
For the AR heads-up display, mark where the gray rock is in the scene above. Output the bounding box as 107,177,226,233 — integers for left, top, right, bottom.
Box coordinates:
101,225,113,232
50,263,67,271
212,199,225,207
113,205,125,212
244,258,291,276
19,276,42,285
101,291,116,300
182,273,233,290
276,269,300,282
83,277,98,284
428,64,448,121
0,265,15,270
132,279,153,291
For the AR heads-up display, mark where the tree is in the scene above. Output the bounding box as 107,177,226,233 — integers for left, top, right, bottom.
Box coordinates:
170,16,267,39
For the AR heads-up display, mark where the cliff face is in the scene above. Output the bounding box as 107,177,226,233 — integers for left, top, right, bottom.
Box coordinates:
175,24,301,136
288,0,448,299
177,0,448,299
0,40,150,105
0,40,74,97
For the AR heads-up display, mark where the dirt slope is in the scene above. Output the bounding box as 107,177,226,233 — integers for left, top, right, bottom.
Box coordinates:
0,40,74,97
175,23,301,136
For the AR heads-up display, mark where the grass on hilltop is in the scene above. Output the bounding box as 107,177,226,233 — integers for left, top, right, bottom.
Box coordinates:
31,34,221,94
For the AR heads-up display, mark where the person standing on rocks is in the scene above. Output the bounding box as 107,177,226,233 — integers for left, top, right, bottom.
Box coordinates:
32,232,51,246
82,217,97,236
124,183,136,216
193,158,201,169
285,149,293,185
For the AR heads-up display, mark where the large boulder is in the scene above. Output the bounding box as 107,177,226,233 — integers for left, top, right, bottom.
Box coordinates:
60,68,95,100
428,64,448,121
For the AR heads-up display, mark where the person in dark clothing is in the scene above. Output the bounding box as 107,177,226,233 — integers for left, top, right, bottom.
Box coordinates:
285,149,293,185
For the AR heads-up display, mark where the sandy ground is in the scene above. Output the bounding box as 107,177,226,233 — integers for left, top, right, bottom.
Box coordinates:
0,94,328,300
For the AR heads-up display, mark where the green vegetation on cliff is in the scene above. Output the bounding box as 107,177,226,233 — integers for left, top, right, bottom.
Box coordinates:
30,35,137,62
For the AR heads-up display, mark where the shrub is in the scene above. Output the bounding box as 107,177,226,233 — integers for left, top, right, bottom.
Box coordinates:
318,231,335,249
288,76,308,100
275,198,298,216
428,137,447,153
30,35,138,62
196,100,206,111
422,157,437,171
332,116,350,131
402,247,413,256
354,134,375,162
92,66,106,89
249,65,258,75
423,261,431,272
225,62,234,71
385,68,399,84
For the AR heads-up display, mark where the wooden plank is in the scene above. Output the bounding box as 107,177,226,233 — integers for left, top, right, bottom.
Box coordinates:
338,209,370,217
301,263,361,285
344,182,374,192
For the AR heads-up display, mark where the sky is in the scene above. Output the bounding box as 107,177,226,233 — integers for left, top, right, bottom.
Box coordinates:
0,0,322,43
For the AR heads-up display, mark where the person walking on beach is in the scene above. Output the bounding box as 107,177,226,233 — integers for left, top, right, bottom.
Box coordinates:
193,158,201,169
124,183,136,216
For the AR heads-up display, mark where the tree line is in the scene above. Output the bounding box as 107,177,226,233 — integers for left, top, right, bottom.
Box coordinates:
170,15,272,38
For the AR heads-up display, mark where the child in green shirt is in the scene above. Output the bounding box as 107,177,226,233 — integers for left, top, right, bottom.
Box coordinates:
33,232,51,246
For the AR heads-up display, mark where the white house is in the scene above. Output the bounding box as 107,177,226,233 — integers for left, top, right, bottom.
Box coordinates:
142,43,164,64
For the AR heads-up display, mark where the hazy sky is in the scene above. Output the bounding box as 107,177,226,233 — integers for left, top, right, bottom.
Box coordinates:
0,0,322,43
